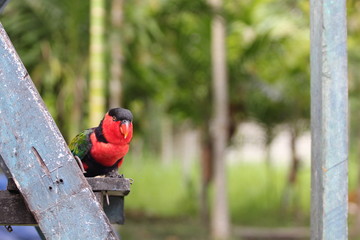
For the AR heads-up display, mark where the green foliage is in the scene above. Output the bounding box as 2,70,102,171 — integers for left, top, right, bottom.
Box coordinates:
226,0,310,132
121,157,198,217
1,0,314,148
1,0,90,140
121,157,313,226
121,157,360,227
227,163,310,226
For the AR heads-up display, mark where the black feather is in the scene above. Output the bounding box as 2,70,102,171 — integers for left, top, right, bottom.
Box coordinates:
108,108,133,122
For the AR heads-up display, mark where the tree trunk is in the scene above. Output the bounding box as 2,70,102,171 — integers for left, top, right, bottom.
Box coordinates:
161,116,173,165
89,0,106,126
352,138,360,234
209,0,230,238
282,126,300,213
109,0,124,108
345,123,360,233
264,126,273,168
288,127,299,185
200,134,212,226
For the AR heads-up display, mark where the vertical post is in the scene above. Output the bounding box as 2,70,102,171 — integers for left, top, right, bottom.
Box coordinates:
310,0,348,239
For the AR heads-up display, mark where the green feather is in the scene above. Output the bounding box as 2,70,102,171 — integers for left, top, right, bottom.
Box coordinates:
69,128,94,160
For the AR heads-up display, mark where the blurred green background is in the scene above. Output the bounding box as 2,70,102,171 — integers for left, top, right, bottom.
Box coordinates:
1,0,360,239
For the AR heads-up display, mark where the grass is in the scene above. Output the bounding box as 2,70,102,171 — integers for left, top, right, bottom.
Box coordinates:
120,158,198,217
120,156,314,226
118,155,360,239
227,163,311,226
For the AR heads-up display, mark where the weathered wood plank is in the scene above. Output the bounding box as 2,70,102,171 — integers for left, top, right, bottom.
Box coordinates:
0,191,126,225
0,191,36,225
87,177,131,195
0,23,118,239
5,177,129,225
310,0,348,239
7,177,131,195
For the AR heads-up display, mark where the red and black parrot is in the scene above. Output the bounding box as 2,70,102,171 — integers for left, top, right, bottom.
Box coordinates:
69,108,133,177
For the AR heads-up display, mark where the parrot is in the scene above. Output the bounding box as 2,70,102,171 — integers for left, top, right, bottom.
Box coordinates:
69,107,133,177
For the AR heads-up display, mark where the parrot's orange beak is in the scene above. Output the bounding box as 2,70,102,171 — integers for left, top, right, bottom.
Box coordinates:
120,121,131,139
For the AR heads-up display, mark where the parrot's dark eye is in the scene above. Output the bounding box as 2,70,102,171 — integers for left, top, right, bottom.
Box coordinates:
112,116,117,121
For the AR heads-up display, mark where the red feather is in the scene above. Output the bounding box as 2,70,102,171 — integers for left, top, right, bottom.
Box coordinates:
90,133,130,167
89,114,133,167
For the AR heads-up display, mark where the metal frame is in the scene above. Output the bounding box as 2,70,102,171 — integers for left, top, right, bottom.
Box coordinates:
310,0,348,239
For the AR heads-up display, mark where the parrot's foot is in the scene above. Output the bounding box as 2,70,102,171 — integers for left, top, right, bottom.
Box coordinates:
105,169,124,178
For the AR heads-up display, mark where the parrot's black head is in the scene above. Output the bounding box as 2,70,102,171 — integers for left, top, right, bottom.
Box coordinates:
108,108,133,122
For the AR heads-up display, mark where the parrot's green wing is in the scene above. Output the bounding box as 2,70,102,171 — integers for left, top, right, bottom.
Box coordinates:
69,128,94,160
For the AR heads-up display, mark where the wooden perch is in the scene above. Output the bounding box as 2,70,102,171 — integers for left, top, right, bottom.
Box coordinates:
0,177,131,225
7,177,131,195
0,190,36,225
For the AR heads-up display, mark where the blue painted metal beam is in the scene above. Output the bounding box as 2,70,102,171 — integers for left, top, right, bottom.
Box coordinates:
0,23,119,239
310,0,348,239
